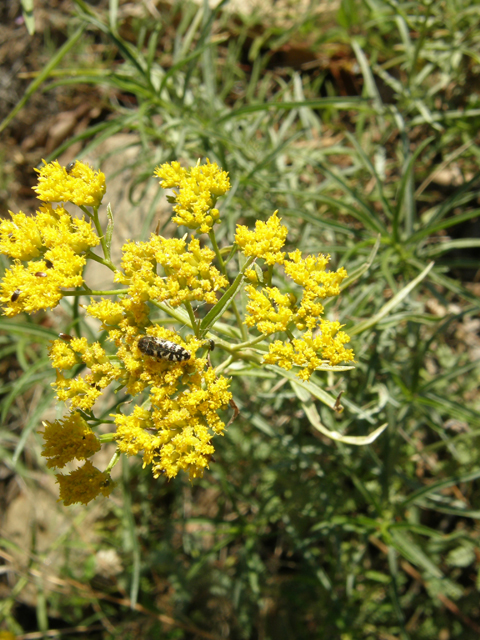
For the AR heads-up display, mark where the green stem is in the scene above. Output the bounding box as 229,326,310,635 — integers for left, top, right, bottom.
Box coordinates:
230,333,266,352
98,432,117,442
153,301,193,328
208,229,227,276
209,228,248,340
80,205,112,266
73,294,81,338
285,328,295,341
185,301,200,337
215,354,234,375
85,249,116,272
62,289,130,297
104,448,122,474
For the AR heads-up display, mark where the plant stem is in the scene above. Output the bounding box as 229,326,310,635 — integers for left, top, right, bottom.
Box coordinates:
62,289,130,296
85,249,116,272
230,334,266,352
185,301,199,337
209,228,249,341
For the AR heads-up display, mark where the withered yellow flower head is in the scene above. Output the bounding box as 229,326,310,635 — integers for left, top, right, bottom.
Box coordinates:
235,211,288,265
41,412,101,469
154,159,230,233
34,159,106,207
55,460,114,506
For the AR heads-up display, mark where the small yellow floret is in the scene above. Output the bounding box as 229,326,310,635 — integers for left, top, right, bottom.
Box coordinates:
0,248,86,317
244,285,294,335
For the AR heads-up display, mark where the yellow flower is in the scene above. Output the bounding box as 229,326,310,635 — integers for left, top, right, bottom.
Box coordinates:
51,339,122,410
284,249,348,299
34,160,106,207
36,204,100,252
0,204,99,261
86,298,126,328
0,248,85,317
264,323,355,380
41,412,101,469
154,159,230,233
116,235,228,307
55,373,103,411
49,338,81,370
114,332,232,480
235,211,288,265
55,460,114,506
0,211,43,260
244,285,295,335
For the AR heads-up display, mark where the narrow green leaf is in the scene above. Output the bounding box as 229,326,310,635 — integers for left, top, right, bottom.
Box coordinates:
422,238,480,257
0,319,57,341
13,389,55,465
314,162,388,235
217,97,368,124
21,0,35,35
291,380,387,446
0,26,85,133
389,530,443,579
349,261,434,336
340,235,381,291
200,270,246,333
402,468,480,506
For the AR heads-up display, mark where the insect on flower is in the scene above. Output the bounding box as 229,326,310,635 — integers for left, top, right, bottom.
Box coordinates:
205,338,215,351
11,289,21,302
137,336,191,362
65,161,77,174
35,272,47,278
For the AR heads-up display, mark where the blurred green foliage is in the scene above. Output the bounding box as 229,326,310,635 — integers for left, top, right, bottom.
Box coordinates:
1,0,480,638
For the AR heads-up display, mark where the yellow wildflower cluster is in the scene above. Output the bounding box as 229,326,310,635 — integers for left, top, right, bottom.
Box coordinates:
34,159,106,207
0,203,99,316
41,412,101,468
115,235,228,307
1,157,356,506
56,461,114,506
236,211,288,265
235,211,354,378
264,323,354,381
49,336,122,411
49,299,232,481
154,159,230,233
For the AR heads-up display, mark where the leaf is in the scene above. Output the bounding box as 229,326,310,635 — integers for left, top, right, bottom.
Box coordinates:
0,25,85,134
348,261,435,336
21,0,35,35
388,530,443,579
290,380,387,446
340,235,381,291
402,468,480,507
200,270,247,333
